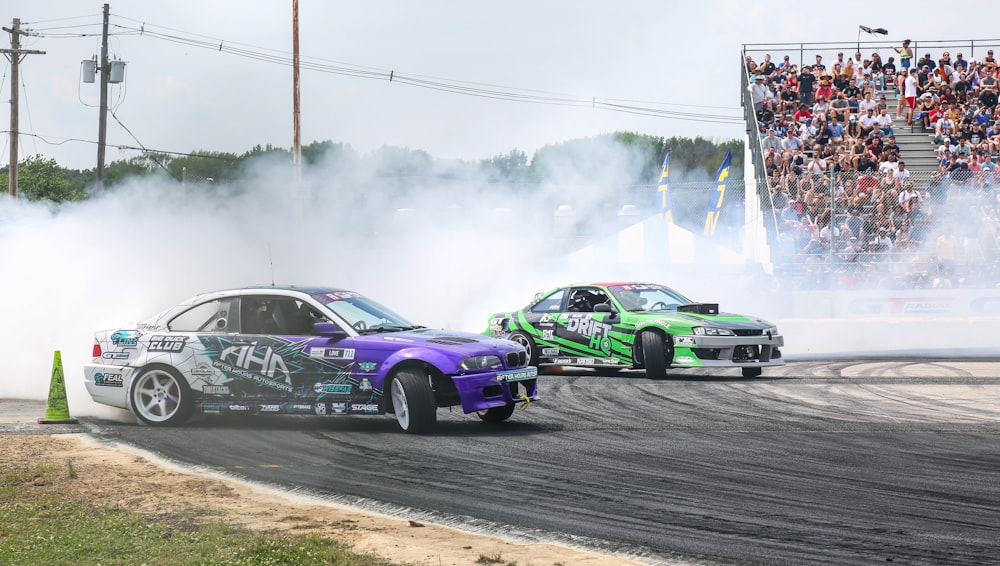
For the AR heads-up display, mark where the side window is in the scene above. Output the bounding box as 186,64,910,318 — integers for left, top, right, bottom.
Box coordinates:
169,299,237,332
241,296,325,335
567,289,609,313
277,299,327,335
529,290,565,313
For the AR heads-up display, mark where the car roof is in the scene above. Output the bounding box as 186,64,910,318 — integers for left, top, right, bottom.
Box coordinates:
564,282,656,289
240,285,353,295
144,286,359,326
171,285,354,309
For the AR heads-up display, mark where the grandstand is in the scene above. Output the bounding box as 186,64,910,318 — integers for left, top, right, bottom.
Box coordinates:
742,39,1000,291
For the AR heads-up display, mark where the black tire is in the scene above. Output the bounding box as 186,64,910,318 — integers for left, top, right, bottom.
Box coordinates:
639,331,671,380
508,331,539,366
130,365,192,426
477,403,516,423
742,367,763,378
388,369,437,433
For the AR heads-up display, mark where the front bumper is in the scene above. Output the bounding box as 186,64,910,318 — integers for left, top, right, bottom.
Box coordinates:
82,363,136,410
672,333,785,368
452,367,540,413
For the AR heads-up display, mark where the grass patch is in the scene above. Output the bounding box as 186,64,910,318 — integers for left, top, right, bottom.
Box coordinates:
476,553,517,565
0,461,401,566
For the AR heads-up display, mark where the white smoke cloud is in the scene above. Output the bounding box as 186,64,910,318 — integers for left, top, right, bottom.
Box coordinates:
0,137,675,416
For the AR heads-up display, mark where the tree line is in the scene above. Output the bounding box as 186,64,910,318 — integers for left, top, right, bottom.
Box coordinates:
0,133,743,203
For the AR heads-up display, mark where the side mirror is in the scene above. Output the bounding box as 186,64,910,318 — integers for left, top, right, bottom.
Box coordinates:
314,322,347,339
594,303,613,313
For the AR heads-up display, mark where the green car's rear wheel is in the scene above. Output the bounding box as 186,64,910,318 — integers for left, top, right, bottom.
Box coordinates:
508,331,539,366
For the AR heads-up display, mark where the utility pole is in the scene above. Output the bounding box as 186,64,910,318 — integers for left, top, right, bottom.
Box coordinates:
2,18,45,199
292,0,301,185
95,3,110,195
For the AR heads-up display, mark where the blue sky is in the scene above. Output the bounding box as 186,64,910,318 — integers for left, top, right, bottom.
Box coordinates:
2,1,994,170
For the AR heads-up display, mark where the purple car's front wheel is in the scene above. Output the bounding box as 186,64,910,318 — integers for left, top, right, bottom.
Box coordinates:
388,369,436,433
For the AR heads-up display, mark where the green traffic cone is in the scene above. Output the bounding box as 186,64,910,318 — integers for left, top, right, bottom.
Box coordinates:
38,350,79,425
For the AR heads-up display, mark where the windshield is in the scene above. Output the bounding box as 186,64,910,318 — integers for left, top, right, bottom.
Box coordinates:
608,284,692,312
312,291,422,334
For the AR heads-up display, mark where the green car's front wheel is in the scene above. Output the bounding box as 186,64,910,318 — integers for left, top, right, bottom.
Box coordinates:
639,331,672,380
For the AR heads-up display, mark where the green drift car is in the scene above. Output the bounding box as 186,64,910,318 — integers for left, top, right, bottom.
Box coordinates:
485,282,784,379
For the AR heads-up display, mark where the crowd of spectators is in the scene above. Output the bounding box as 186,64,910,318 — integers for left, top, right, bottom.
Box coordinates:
745,46,1000,289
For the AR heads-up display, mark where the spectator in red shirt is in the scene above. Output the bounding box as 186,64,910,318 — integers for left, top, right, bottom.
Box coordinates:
793,104,813,123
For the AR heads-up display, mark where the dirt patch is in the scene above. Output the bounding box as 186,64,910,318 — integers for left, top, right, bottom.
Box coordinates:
1,433,643,566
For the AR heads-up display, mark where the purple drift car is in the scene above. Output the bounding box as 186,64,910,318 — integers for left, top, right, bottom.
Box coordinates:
84,286,538,432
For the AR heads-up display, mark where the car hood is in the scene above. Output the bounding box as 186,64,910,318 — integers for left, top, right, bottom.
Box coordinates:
356,328,519,352
642,311,774,329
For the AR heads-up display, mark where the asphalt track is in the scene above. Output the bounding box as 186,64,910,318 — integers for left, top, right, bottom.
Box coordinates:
85,361,1000,565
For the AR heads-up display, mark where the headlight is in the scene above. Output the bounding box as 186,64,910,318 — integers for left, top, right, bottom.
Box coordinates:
460,355,502,371
692,327,735,336
765,326,779,336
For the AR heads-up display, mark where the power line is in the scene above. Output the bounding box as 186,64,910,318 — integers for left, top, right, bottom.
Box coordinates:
90,15,744,124
0,130,242,162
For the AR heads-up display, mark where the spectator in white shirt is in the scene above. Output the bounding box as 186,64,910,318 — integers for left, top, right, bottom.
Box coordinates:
876,108,895,137
859,109,879,137
892,161,911,188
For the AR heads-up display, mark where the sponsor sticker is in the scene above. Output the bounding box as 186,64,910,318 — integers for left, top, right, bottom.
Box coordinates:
542,330,554,340
565,317,612,354
191,364,215,377
315,403,328,415
102,351,131,360
359,378,373,392
309,347,355,360
227,404,251,412
496,368,538,382
148,335,188,352
350,403,380,413
259,404,281,412
331,402,347,414
203,385,230,395
94,372,123,387
202,403,222,413
313,382,353,394
541,348,560,356
358,361,377,372
111,330,141,346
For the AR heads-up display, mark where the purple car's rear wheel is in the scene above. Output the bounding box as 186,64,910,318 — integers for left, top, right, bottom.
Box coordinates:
388,369,436,433
130,365,192,426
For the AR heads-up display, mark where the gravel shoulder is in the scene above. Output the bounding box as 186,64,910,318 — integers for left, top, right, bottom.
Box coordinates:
1,403,643,566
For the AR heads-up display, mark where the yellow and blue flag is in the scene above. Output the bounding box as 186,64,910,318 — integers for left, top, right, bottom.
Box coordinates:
655,151,672,224
703,150,731,237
